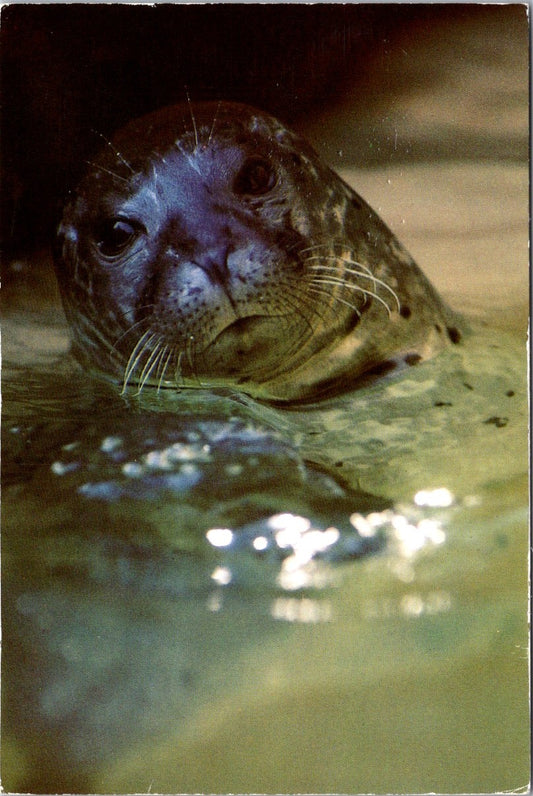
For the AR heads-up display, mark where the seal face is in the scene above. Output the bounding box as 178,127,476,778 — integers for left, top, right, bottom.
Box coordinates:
54,101,462,402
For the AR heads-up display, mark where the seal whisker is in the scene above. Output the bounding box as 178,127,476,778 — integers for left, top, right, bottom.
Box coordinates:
283,328,316,364
122,332,154,390
277,280,328,328
274,292,317,339
206,100,222,150
113,316,153,349
311,274,368,296
175,140,203,177
340,258,401,311
316,274,394,316
305,254,375,279
186,335,204,387
185,87,199,151
312,275,393,317
85,161,131,185
308,286,361,319
339,256,374,277
308,261,401,312
77,314,120,355
174,350,185,387
90,130,135,173
156,346,174,392
254,300,315,363
301,247,399,307
308,261,374,281
154,343,169,377
136,341,165,395
151,162,160,192
121,330,158,393
255,272,324,331
298,242,351,256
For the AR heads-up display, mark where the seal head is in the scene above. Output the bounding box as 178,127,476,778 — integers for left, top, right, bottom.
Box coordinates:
55,102,462,402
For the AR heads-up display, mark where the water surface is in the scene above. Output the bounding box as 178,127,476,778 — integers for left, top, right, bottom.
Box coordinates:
2,234,528,794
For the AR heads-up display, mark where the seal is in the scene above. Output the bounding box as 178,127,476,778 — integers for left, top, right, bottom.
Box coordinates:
54,101,463,402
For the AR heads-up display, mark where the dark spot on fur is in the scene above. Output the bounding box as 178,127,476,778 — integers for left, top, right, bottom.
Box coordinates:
367,359,397,378
302,357,397,400
400,305,412,319
345,311,361,334
275,225,305,253
434,401,453,407
404,353,422,366
350,194,364,211
435,323,442,333
447,326,461,344
463,382,474,391
506,390,515,397
483,416,508,428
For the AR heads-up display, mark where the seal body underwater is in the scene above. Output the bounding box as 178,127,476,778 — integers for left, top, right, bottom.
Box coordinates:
54,101,463,403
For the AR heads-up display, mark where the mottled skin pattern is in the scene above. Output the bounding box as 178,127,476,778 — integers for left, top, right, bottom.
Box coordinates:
54,102,462,402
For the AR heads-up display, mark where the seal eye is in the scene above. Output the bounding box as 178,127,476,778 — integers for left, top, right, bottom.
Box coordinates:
233,157,276,196
95,218,139,258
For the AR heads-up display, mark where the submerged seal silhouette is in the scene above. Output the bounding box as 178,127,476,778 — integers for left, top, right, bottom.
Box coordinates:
54,101,462,402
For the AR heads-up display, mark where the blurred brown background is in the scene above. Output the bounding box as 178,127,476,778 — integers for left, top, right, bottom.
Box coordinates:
1,3,528,261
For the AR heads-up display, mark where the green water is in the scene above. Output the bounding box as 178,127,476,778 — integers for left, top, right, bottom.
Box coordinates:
1,297,529,793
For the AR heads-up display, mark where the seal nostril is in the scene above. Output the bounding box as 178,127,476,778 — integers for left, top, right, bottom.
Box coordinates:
194,244,232,286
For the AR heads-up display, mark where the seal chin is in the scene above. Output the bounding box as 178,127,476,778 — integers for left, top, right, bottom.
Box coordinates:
212,315,273,347
198,315,292,379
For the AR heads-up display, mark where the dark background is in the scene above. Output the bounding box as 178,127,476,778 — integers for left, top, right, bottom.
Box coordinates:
0,3,527,259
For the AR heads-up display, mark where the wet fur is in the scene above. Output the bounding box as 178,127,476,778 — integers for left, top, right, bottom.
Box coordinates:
54,101,462,403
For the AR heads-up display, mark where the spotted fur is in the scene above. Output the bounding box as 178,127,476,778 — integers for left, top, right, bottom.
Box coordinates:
54,102,462,402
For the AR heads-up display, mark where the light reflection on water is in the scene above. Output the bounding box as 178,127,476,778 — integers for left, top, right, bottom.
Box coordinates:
200,489,460,649
271,596,334,623
205,490,455,618
2,319,528,794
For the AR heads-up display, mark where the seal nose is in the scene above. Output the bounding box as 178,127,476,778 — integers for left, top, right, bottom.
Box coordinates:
169,205,234,286
194,244,232,286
